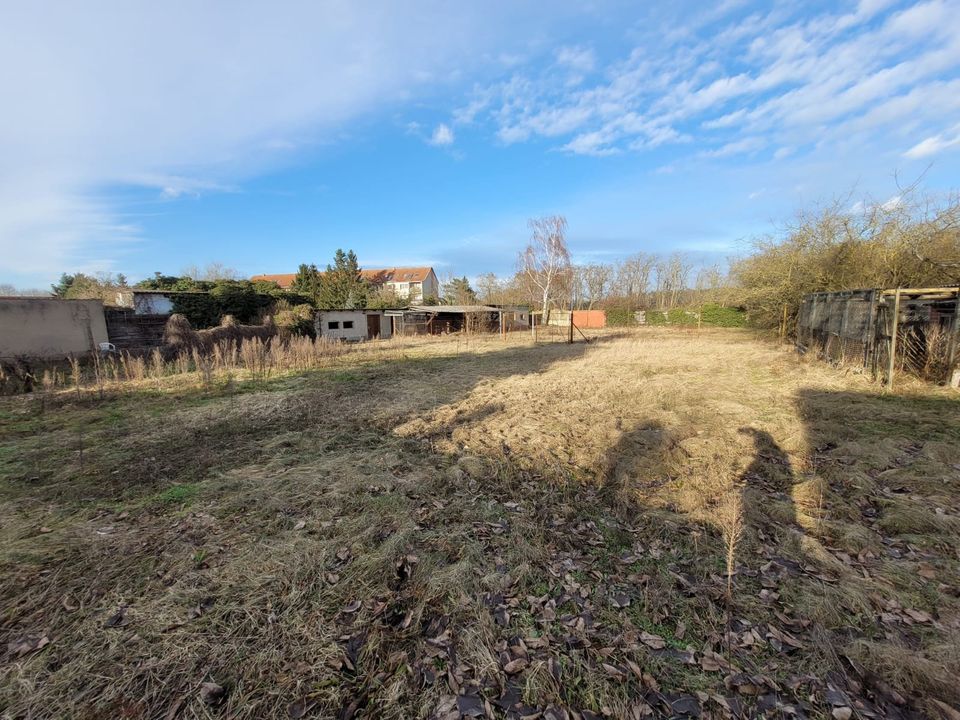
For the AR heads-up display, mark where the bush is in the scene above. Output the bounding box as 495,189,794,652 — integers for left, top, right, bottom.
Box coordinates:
605,307,636,327
700,303,746,327
162,314,277,353
642,304,746,327
169,284,275,328
275,303,317,339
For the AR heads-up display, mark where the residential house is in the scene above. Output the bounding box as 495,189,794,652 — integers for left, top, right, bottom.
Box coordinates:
361,267,438,303
251,266,439,302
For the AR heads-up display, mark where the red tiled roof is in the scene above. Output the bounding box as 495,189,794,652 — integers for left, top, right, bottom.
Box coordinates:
251,267,432,289
361,267,433,283
251,273,297,289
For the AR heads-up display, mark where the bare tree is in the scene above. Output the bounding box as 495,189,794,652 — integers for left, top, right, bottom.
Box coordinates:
581,263,614,309
519,215,572,320
475,272,503,305
182,262,240,281
615,253,656,309
694,264,727,304
0,283,50,296
654,253,692,310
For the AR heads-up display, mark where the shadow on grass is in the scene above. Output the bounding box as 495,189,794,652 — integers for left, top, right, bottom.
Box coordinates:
1,338,598,504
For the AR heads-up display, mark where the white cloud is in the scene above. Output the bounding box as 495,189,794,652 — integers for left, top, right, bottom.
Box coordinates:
429,123,456,146
881,194,903,210
0,1,549,281
455,0,960,161
903,128,960,157
555,46,596,74
702,136,767,158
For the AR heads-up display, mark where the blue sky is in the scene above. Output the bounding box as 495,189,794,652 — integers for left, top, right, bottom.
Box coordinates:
1,0,959,288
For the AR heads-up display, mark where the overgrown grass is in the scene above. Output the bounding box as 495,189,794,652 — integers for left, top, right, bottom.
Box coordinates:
1,328,957,719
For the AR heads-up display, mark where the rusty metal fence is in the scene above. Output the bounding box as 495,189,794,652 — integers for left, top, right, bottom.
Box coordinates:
798,287,960,387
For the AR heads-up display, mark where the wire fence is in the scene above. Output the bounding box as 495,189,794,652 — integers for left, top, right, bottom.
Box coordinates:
797,287,960,386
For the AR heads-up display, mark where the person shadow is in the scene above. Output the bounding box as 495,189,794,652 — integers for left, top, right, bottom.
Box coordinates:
738,426,800,532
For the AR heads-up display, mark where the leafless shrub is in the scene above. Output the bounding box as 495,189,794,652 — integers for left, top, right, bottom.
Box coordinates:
149,349,164,380
192,348,215,388
240,337,269,379
68,356,81,400
121,352,146,382
719,490,744,603
174,350,190,375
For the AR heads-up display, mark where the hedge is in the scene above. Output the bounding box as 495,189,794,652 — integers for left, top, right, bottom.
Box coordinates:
603,303,746,328
169,288,275,328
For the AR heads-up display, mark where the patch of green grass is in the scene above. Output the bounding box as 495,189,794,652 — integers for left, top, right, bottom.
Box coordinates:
328,370,362,384
624,606,688,651
156,483,199,505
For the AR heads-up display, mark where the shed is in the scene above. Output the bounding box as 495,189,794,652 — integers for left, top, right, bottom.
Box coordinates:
315,310,392,341
396,305,502,335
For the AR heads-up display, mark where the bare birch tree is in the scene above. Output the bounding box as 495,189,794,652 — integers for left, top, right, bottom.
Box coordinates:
519,215,572,320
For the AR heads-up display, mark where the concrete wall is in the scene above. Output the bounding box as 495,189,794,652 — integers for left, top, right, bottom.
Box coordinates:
0,298,109,358
316,310,390,341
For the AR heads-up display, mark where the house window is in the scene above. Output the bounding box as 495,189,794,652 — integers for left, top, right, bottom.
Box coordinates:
343,321,354,329
328,321,340,329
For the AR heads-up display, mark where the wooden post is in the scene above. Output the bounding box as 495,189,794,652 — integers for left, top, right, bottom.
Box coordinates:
568,309,574,344
499,310,504,340
887,288,902,390
946,287,960,385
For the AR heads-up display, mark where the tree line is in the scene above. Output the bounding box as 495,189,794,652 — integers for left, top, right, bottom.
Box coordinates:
25,185,960,336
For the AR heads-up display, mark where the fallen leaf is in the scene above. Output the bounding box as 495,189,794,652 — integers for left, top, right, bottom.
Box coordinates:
6,635,50,657
200,682,226,706
610,593,631,609
341,600,362,614
293,520,306,531
504,658,528,674
930,699,960,720
831,707,852,720
104,607,127,628
288,697,314,718
456,695,485,717
639,631,666,650
904,608,932,623
39,526,53,534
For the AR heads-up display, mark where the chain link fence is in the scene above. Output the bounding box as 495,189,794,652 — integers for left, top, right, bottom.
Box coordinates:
798,287,959,386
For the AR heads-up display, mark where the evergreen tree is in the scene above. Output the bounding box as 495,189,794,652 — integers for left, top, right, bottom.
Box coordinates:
317,249,367,308
442,276,478,305
51,273,77,297
291,263,323,304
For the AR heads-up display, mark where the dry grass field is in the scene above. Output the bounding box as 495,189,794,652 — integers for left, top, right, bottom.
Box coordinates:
1,328,959,720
